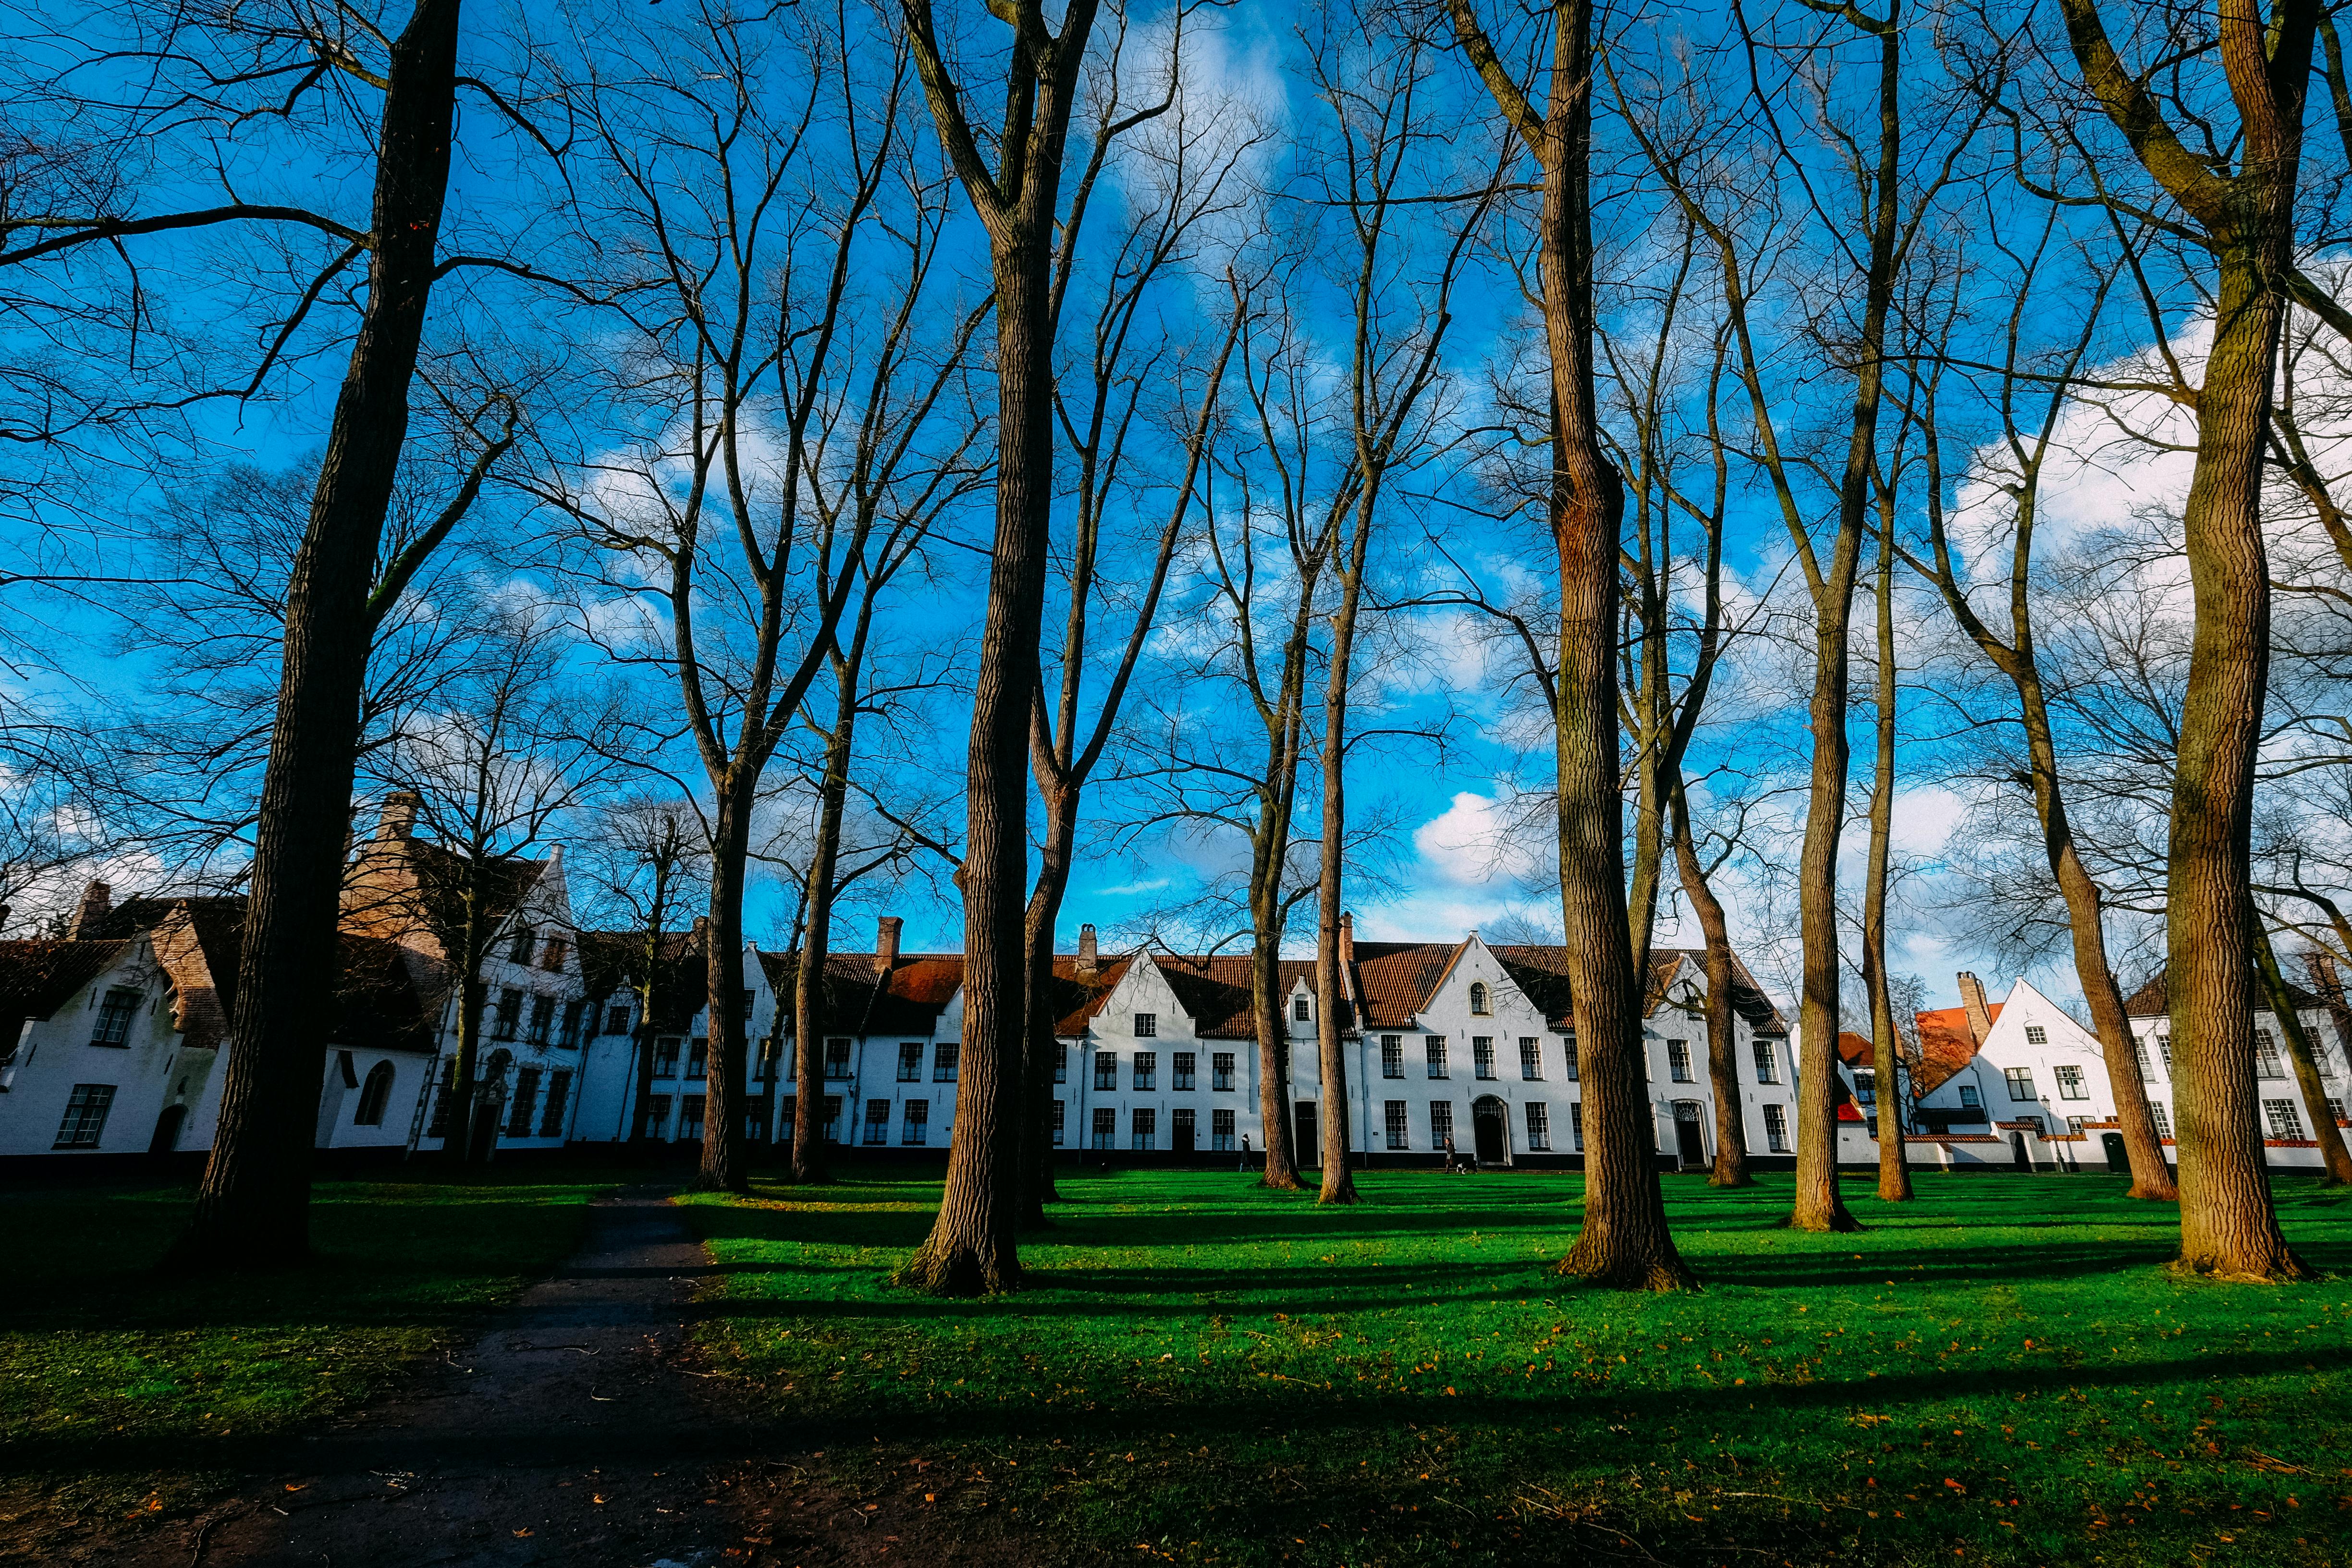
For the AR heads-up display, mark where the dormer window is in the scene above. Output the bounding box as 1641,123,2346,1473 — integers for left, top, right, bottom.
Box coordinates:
1469,982,1490,1016
90,988,142,1047
1133,1012,1157,1038
539,935,569,973
1293,995,1311,1022
509,927,535,964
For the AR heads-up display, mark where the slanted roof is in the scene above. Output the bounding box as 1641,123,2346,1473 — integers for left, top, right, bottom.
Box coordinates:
1352,941,1461,1029
0,939,131,1027
2123,968,2322,1017
581,928,707,1032
1912,1002,1997,1095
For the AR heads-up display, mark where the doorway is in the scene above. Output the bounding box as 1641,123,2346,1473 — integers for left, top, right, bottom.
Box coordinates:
1293,1101,1317,1165
2010,1132,2030,1168
2101,1131,2128,1172
1173,1108,1196,1157
147,1103,186,1156
1471,1097,1508,1164
1672,1101,1704,1168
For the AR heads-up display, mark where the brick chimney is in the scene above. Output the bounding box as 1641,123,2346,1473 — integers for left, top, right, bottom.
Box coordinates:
2304,948,2352,1073
1076,922,1098,977
68,880,111,939
877,915,903,972
377,789,422,841
1957,971,1994,1045
1339,910,1356,968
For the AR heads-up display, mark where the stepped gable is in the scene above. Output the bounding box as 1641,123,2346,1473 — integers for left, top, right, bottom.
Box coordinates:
2122,967,2321,1017
0,938,131,1046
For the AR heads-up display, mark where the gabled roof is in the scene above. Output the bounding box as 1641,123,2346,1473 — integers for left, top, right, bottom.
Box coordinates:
1352,941,1462,1029
581,927,708,1032
1483,944,1789,1036
1912,1002,1998,1096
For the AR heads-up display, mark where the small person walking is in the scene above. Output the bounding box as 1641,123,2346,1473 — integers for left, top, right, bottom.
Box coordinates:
1441,1132,1460,1174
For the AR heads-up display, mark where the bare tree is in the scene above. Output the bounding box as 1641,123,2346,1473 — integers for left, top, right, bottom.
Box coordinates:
574,800,710,1148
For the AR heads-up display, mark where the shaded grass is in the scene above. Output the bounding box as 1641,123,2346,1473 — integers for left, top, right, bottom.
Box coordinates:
680,1166,2352,1567
0,1165,609,1531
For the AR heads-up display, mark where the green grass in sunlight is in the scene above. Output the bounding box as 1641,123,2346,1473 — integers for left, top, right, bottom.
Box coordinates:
680,1164,2352,1567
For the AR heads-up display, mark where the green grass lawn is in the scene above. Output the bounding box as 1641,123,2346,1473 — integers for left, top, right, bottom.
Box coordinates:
681,1166,2352,1567
0,1165,609,1533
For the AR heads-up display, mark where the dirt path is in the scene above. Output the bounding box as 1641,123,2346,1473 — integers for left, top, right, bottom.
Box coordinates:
90,1187,1023,1568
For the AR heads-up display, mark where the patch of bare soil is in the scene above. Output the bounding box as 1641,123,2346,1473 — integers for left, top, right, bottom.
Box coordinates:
16,1188,1036,1568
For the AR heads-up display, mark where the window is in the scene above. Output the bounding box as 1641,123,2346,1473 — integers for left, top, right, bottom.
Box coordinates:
1173,1107,1195,1148
1293,995,1311,1022
2025,1025,2048,1045
654,1036,682,1078
686,1038,708,1080
1094,1051,1118,1090
1382,1036,1404,1079
1569,1101,1584,1152
1174,1051,1196,1090
646,1094,673,1137
495,989,523,1040
898,1042,923,1082
1054,1047,1068,1084
1132,1107,1157,1150
2255,1031,2285,1079
1473,1037,1495,1080
1211,1108,1236,1151
2003,1066,2036,1101
605,1004,631,1037
822,1094,841,1137
1761,1103,1790,1152
2330,1097,2347,1127
509,927,536,964
902,1100,930,1145
1562,1038,1580,1081
2134,1037,2153,1077
933,1042,959,1083
507,1067,541,1136
1425,1036,1448,1078
1212,1052,1235,1091
864,1098,891,1145
1053,1100,1066,1145
2149,1101,2171,1139
1853,1068,1876,1102
2054,1065,2087,1100
528,994,556,1045
2265,1098,2306,1139
1091,1107,1116,1150
1429,1102,1454,1144
1752,1040,1776,1083
1959,1085,1981,1109
540,1070,572,1137
559,1000,583,1049
2066,1115,2086,1136
1525,1102,1551,1152
2157,1035,2174,1072
1469,981,1491,1016
1668,1041,1693,1082
1519,1038,1542,1080
90,988,140,1047
824,1038,853,1079
746,1098,771,1142
681,1095,707,1140
53,1090,114,1152
428,1059,456,1137
354,1061,396,1126
539,935,568,972
1134,1051,1157,1090
1134,1012,1157,1038
1384,1100,1409,1150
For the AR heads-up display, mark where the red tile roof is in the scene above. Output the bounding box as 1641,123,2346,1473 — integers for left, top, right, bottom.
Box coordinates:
2124,968,2320,1017
1911,1003,1996,1095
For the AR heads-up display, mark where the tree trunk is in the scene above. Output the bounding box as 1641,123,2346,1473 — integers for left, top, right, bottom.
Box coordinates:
1863,519,1910,1203
447,896,487,1163
793,703,857,1185
1534,0,1690,1292
2166,245,2310,1280
167,0,462,1271
2255,921,2352,1186
1251,855,1302,1190
698,794,752,1192
903,248,1054,1294
1018,781,1078,1226
1671,791,1747,1188
1313,506,1372,1206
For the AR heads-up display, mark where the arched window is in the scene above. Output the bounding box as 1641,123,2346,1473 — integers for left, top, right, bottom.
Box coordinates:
353,1061,397,1126
1469,981,1491,1016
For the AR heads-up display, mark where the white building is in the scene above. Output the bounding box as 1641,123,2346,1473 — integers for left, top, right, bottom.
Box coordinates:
0,797,592,1164
567,916,1803,1169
